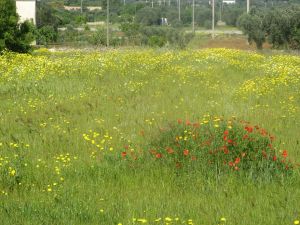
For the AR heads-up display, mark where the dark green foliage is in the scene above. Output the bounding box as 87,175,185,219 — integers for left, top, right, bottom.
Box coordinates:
264,6,300,49
120,22,140,37
36,26,58,46
0,0,35,53
238,6,300,49
223,5,244,26
204,20,212,30
135,7,160,26
89,28,106,45
148,35,167,47
238,11,266,49
138,26,193,48
195,6,211,27
36,1,62,28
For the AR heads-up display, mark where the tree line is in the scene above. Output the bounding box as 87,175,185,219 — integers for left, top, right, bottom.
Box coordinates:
1,0,300,52
238,6,300,49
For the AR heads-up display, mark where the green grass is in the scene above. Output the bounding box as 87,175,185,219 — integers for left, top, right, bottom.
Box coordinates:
0,49,299,225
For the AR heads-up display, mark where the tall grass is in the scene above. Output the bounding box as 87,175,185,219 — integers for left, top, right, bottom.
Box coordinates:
0,48,299,225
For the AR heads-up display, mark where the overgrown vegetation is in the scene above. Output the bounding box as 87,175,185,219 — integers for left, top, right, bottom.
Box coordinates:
238,6,300,49
0,49,300,224
30,0,300,48
0,0,35,53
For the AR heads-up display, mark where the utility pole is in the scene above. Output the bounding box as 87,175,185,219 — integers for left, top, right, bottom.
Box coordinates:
192,0,195,33
106,0,109,47
178,0,181,21
247,0,250,13
81,0,83,13
219,0,222,22
124,0,125,5
212,0,215,39
152,0,154,8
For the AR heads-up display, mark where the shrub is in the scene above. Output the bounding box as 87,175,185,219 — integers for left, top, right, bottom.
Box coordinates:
204,20,212,30
0,0,35,53
36,25,58,46
145,117,293,179
89,28,106,46
148,35,166,47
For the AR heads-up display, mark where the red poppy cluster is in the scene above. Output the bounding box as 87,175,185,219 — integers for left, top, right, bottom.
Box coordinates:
133,118,295,176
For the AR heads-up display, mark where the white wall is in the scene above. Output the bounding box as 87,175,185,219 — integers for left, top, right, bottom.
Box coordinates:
16,1,36,25
223,0,236,4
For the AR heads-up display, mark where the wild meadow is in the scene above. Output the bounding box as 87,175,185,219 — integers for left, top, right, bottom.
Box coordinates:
0,48,300,225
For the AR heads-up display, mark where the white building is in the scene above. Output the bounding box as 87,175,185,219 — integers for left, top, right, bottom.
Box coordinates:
16,0,36,25
64,6,102,11
223,0,236,4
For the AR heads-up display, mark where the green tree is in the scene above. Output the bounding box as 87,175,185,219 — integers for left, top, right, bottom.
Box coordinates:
195,6,211,27
238,11,266,49
89,28,106,45
135,7,160,26
0,0,35,53
36,25,58,46
223,5,244,26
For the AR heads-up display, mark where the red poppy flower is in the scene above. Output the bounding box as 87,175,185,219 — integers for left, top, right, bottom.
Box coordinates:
121,151,127,158
223,135,228,141
183,149,189,156
273,155,277,161
243,134,248,140
223,148,229,154
177,119,182,124
223,130,229,136
166,147,174,154
245,126,253,133
235,157,241,164
185,120,191,126
156,153,162,159
227,139,233,144
260,129,267,136
228,161,234,167
282,150,288,158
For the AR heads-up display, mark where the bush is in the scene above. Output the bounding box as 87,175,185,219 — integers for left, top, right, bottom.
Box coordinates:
135,7,160,26
89,28,106,46
37,26,58,46
0,0,35,53
144,117,293,179
238,12,266,49
204,20,212,30
148,35,166,47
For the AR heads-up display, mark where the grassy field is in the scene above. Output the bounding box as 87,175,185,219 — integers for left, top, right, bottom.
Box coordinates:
0,48,300,225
